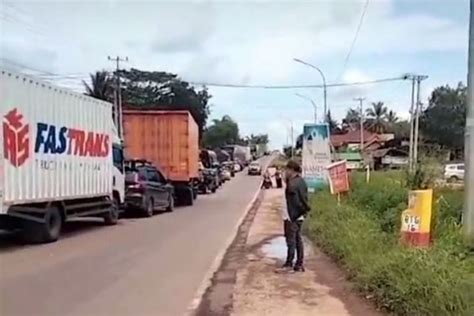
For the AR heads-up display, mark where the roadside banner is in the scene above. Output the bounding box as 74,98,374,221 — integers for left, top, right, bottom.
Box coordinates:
327,160,350,194
302,123,331,192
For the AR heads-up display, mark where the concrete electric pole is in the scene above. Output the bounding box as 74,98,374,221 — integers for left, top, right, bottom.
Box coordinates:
406,74,428,172
413,75,428,166
464,0,474,246
354,97,366,151
108,56,128,138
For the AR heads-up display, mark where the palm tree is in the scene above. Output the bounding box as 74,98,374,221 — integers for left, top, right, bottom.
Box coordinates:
365,101,388,133
345,108,360,123
83,71,113,101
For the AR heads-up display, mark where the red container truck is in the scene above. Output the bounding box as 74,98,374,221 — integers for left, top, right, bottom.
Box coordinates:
122,110,199,206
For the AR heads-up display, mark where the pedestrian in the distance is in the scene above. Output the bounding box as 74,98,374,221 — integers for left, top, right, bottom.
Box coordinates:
277,160,310,273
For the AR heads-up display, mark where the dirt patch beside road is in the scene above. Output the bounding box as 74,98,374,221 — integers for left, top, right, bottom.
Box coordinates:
195,187,383,316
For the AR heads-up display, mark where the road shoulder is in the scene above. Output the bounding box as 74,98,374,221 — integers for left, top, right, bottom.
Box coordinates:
196,187,383,316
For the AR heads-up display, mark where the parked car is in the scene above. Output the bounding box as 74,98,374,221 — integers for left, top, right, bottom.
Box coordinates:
222,168,232,181
234,162,242,172
444,163,465,183
248,162,262,175
222,162,235,177
125,160,174,216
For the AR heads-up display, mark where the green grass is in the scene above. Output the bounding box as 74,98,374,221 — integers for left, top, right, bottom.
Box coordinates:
306,172,474,315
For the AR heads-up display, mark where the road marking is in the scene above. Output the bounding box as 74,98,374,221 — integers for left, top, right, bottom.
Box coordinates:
185,157,273,315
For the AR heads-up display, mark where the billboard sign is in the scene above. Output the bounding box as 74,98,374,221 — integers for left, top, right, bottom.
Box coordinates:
302,123,331,191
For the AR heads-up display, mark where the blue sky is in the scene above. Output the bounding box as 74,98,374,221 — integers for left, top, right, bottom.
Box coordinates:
0,0,470,149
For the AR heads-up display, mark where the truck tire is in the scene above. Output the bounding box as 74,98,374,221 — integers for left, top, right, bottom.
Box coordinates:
144,198,154,217
183,188,194,206
193,188,198,200
104,197,119,225
22,206,62,244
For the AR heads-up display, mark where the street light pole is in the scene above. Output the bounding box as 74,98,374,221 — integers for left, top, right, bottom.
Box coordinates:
295,93,317,122
293,58,327,118
464,0,474,246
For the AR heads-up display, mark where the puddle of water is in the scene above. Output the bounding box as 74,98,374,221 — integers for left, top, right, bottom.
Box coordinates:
261,236,287,260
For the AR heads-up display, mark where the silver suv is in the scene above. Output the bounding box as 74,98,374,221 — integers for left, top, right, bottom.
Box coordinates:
444,163,465,183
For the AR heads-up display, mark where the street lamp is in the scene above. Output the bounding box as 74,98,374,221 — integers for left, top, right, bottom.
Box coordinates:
295,93,317,122
293,58,328,120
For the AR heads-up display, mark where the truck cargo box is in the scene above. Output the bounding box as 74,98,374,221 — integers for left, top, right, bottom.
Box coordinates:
122,110,199,182
0,70,116,215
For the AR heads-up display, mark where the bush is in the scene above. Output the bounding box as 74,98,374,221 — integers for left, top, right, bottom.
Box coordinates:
307,183,474,315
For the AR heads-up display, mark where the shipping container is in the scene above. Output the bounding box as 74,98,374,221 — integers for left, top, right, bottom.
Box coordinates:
0,69,125,243
122,110,199,206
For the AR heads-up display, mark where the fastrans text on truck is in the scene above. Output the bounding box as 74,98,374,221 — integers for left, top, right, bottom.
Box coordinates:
122,110,200,206
0,69,125,243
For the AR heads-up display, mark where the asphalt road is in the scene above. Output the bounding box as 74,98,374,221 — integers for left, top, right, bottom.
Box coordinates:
0,163,266,316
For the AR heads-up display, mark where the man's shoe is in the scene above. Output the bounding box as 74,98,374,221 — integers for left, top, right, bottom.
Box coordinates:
293,265,305,272
275,263,293,273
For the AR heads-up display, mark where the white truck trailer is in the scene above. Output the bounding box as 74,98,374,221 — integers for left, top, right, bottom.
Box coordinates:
0,69,125,243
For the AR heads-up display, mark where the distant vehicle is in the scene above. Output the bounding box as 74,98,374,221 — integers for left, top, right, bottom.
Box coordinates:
222,169,232,181
123,110,199,206
444,163,465,183
248,162,262,175
234,162,242,172
125,160,174,216
222,161,235,177
0,69,125,243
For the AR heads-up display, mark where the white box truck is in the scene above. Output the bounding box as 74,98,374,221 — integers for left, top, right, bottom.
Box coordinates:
0,69,125,243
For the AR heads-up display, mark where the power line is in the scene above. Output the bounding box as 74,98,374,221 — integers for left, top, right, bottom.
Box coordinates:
188,76,404,89
337,0,370,80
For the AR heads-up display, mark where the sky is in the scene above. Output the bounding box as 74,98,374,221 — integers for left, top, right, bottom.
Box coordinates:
0,0,470,149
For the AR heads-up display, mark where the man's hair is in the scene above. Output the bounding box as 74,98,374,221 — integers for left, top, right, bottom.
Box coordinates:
286,160,301,173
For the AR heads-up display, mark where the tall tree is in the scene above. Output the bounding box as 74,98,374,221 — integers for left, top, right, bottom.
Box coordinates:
117,68,211,138
386,110,398,124
201,115,241,148
345,107,361,123
325,110,340,134
365,101,388,133
83,70,113,101
420,83,466,153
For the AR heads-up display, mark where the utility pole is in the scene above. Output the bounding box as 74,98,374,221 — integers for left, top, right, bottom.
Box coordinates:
108,56,128,138
464,0,474,246
413,75,428,167
354,97,366,151
408,77,416,172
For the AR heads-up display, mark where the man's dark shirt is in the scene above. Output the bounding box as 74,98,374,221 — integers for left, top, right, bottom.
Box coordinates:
285,174,311,222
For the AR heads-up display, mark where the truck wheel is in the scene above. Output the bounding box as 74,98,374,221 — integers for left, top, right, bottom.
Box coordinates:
211,185,216,193
166,195,175,212
193,188,198,200
144,198,154,217
104,197,119,225
22,206,62,244
184,188,194,206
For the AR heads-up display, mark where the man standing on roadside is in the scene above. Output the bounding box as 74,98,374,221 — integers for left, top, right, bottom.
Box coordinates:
278,160,310,272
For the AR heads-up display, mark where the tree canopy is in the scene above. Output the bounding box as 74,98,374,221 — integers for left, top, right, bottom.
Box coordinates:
365,101,388,133
118,68,211,138
420,82,466,151
201,115,241,148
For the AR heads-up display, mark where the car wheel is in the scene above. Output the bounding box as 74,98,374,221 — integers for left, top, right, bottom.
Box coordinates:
104,197,120,225
144,198,154,217
449,176,459,183
166,195,174,212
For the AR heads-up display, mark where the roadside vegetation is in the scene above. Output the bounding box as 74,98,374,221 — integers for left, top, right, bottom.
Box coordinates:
306,171,474,316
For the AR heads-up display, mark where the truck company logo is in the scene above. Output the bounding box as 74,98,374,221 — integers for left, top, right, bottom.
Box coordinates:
3,108,30,167
3,108,110,168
